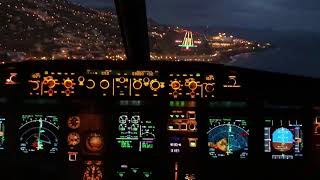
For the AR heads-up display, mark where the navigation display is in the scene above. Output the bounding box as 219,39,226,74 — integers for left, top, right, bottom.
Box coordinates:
0,116,6,150
19,114,59,154
264,119,303,159
207,117,249,159
116,112,156,152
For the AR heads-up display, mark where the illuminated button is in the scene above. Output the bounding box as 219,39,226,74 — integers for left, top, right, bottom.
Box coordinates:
189,123,196,131
150,80,160,91
47,79,56,89
143,77,150,86
78,76,85,86
171,81,180,90
64,79,73,89
119,77,126,83
188,138,198,148
68,152,78,162
100,79,109,89
205,83,214,92
86,79,95,89
173,91,178,97
65,89,71,96
133,80,143,90
143,77,150,83
188,81,197,91
48,89,54,96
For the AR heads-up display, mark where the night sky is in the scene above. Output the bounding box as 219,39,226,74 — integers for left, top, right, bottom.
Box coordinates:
70,0,320,33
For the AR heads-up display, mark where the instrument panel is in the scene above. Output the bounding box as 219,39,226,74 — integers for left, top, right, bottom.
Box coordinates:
0,62,319,179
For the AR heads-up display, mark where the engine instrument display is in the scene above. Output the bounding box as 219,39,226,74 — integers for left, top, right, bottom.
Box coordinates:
86,132,104,153
314,116,320,150
19,114,59,154
67,132,81,146
207,117,249,159
264,119,303,159
83,160,103,180
116,112,156,152
67,116,81,129
0,116,6,150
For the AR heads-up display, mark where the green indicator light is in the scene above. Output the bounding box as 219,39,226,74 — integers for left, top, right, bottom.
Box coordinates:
175,101,180,107
117,172,125,177
181,101,185,107
131,168,139,173
169,101,174,107
143,172,152,178
118,140,132,149
196,73,201,77
142,143,153,149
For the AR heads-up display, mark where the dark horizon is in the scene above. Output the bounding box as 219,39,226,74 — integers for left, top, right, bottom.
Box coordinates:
69,0,320,33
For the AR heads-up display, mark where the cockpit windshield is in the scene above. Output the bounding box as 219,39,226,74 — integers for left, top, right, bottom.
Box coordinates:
146,0,320,77
0,0,126,62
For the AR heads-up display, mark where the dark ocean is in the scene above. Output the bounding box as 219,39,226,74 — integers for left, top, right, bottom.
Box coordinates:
224,29,320,78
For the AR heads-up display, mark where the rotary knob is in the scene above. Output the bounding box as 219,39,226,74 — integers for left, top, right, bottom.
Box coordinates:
171,81,180,90
188,81,197,91
133,80,143,90
100,79,109,90
205,83,214,92
47,79,56,89
64,79,73,89
150,80,160,91
119,77,126,83
86,79,95,89
29,80,40,90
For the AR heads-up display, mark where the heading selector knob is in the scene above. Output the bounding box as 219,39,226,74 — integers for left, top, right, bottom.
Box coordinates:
171,81,180,90
188,81,197,91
